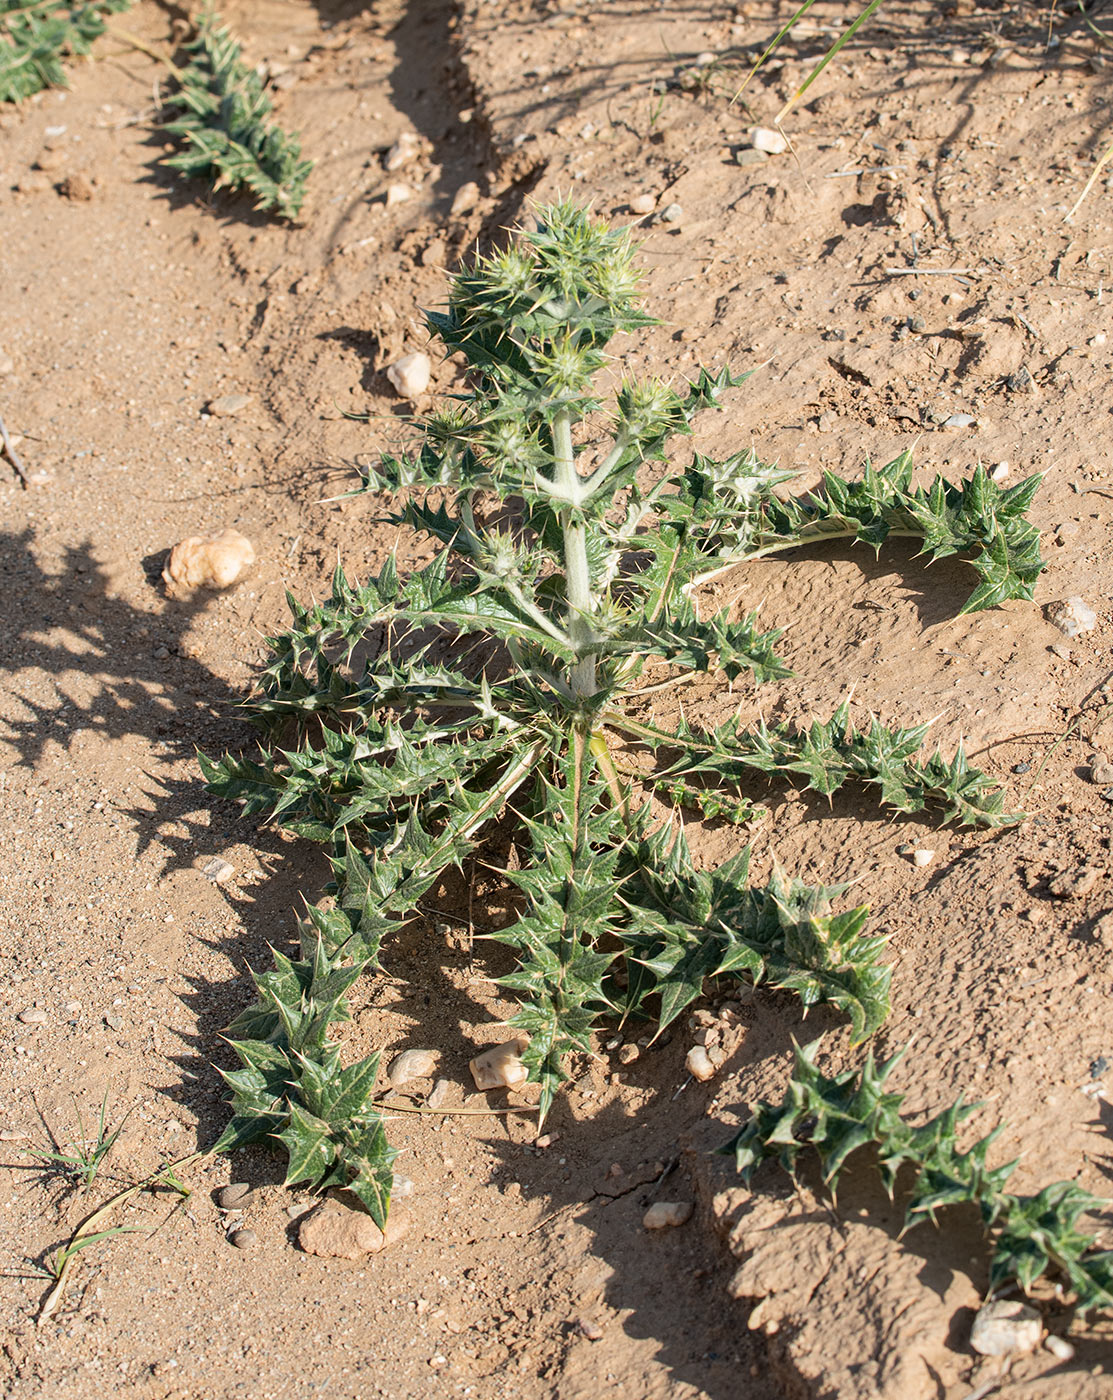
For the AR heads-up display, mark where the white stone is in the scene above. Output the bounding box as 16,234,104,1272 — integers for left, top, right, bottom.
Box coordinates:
208,393,251,417
659,203,683,223
450,180,480,216
686,1045,716,1081
387,1048,438,1088
970,1299,1041,1356
385,352,431,399
991,460,1009,481
385,182,411,207
912,849,935,868
1046,596,1097,638
643,1201,693,1229
750,126,788,155
470,1035,529,1091
629,194,656,215
384,131,422,171
1044,1335,1075,1361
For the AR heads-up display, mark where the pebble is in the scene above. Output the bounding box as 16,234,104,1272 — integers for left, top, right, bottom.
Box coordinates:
384,131,423,171
577,1317,604,1341
208,393,251,418
749,126,788,154
470,1034,530,1091
0,349,13,374
912,849,935,868
104,1013,123,1030
1044,1335,1075,1362
629,193,656,215
0,1129,29,1141
685,1045,716,1082
17,1008,47,1024
1046,596,1097,638
33,147,67,172
941,413,975,429
734,148,768,167
617,1043,640,1065
385,182,412,207
163,529,256,590
450,180,480,216
1090,757,1113,785
60,172,94,201
196,855,236,884
1049,866,1101,899
426,1078,451,1111
229,1228,257,1250
643,1201,693,1230
392,1174,415,1199
970,1299,1042,1356
991,461,1009,481
1050,642,1072,661
217,1182,252,1210
285,1201,314,1220
388,1048,438,1088
658,203,683,223
385,352,431,399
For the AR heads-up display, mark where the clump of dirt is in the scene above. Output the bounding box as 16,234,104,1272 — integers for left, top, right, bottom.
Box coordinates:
1,1,1112,1397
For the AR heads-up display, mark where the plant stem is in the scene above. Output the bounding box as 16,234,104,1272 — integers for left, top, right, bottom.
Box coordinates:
552,410,597,698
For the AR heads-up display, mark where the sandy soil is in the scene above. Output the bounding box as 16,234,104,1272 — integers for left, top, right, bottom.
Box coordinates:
1,1,1112,1397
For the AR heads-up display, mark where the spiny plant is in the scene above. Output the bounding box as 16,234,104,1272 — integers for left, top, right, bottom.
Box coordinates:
204,202,1043,1219
162,9,312,218
722,1039,1113,1314
0,0,131,103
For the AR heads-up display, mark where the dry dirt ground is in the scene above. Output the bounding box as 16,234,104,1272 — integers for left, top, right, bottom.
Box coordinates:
1,1,1113,1397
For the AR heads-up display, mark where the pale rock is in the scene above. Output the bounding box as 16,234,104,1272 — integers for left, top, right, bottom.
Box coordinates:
629,193,656,215
298,1198,385,1259
659,203,683,223
643,1201,693,1229
33,146,67,172
195,855,235,885
750,126,788,154
1090,756,1113,785
970,1299,1042,1357
385,182,412,206
1046,596,1097,638
991,460,1009,481
470,1034,530,1091
426,1078,451,1110
384,131,423,171
229,1228,257,1250
208,393,252,417
18,1008,47,1024
685,1045,716,1081
1044,1335,1075,1361
387,1048,438,1088
912,849,935,868
163,529,255,590
617,1043,639,1064
450,180,480,216
385,352,431,399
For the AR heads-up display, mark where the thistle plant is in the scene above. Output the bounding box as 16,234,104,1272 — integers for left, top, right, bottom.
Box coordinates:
205,203,1043,1215
162,10,312,218
723,1040,1113,1314
0,0,131,102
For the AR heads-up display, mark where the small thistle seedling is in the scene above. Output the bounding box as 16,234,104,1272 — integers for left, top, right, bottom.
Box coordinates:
723,1040,1113,1313
162,10,312,219
205,203,1044,1220
0,0,131,103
